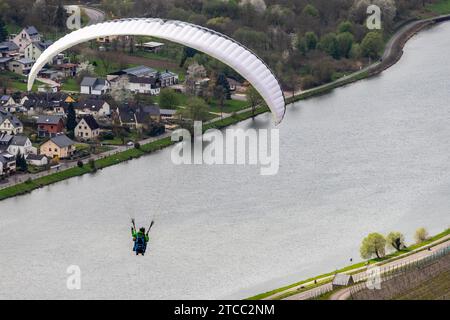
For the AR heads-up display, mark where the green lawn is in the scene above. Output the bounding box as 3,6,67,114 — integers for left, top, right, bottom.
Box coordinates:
426,0,450,14
209,98,248,113
61,78,79,92
0,71,42,92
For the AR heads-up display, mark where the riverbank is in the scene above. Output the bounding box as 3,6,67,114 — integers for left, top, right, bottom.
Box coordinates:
1,14,450,202
248,228,450,300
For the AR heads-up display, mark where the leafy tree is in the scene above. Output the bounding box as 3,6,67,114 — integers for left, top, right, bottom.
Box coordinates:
319,33,339,59
386,232,406,251
302,4,319,17
16,152,28,172
180,47,197,67
178,97,210,121
304,32,318,51
338,20,353,34
361,32,384,59
360,233,386,259
66,102,77,133
216,73,231,100
337,32,354,58
414,227,429,244
158,89,180,109
54,0,67,31
213,85,226,118
296,36,307,55
0,16,8,42
246,85,263,117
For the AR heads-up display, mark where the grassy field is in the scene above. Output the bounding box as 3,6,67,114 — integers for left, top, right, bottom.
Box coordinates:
426,0,450,14
60,78,79,92
0,71,42,92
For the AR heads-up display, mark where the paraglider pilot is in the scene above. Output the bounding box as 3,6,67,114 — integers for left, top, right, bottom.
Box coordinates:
131,219,153,256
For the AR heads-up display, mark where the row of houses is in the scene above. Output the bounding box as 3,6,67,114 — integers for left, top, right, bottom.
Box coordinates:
80,65,179,97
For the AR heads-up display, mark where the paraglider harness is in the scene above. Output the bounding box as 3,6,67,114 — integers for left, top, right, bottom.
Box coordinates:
132,219,154,256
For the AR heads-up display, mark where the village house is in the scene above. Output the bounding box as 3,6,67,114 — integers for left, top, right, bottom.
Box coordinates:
0,56,13,70
0,110,24,135
24,40,53,61
80,77,110,95
75,99,111,118
160,70,179,88
40,134,75,160
0,95,16,107
75,116,100,141
135,41,164,53
114,104,160,129
0,41,20,57
12,26,41,53
36,115,65,138
0,152,16,176
7,135,35,156
54,63,78,78
22,92,75,116
127,76,160,95
8,58,34,75
25,154,48,167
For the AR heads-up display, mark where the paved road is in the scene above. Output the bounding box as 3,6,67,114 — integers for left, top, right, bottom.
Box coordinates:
81,6,106,25
282,236,450,300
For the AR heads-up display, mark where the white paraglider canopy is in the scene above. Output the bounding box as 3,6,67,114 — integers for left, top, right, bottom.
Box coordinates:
27,18,286,124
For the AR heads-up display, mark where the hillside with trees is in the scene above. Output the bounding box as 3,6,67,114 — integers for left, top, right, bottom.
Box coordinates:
0,0,445,91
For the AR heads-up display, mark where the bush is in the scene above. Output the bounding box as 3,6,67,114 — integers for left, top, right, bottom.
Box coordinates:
415,228,429,244
88,159,96,171
134,142,141,149
77,160,84,168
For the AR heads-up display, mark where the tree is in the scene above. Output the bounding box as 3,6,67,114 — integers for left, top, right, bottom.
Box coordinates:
338,21,353,34
246,85,263,117
319,33,339,59
360,233,386,259
16,152,28,172
178,97,210,122
361,32,384,59
158,89,179,109
54,0,67,31
0,16,8,42
414,228,429,244
304,32,318,51
337,32,354,58
386,232,406,251
213,85,226,119
66,102,77,133
302,4,319,17
216,73,231,100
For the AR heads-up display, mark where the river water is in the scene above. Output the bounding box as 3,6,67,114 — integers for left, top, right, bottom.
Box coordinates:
1,23,450,300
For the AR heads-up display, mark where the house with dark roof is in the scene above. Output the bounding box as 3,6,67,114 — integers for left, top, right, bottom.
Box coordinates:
75,99,111,117
0,110,23,135
25,153,48,167
7,134,35,156
40,134,75,159
0,152,16,176
36,115,65,138
24,40,53,61
0,41,20,57
0,95,15,107
75,116,100,141
8,58,34,75
21,92,74,116
114,104,161,129
12,26,41,53
80,77,110,95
